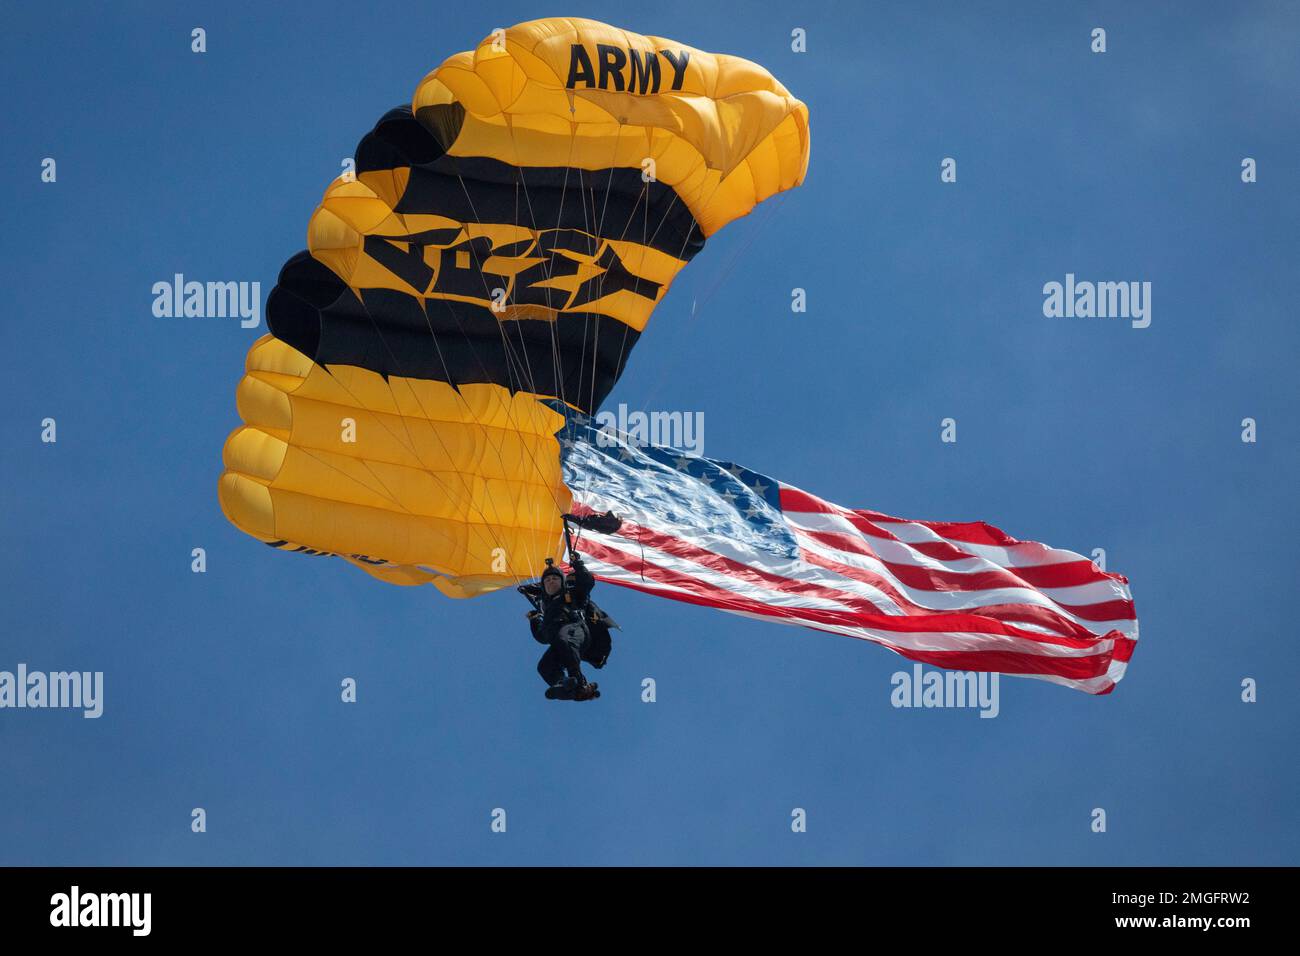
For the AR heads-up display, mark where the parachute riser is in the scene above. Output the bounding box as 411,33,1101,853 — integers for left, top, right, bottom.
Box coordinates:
560,510,622,562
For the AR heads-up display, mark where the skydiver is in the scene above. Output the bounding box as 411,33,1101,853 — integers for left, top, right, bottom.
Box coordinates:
518,548,616,702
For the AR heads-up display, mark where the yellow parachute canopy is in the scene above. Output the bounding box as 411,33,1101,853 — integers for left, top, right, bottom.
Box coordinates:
218,17,810,597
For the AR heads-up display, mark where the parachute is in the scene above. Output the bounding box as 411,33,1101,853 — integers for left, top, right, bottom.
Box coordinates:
218,17,811,597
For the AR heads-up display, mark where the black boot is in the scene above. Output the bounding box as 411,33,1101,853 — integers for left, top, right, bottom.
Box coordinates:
545,677,579,700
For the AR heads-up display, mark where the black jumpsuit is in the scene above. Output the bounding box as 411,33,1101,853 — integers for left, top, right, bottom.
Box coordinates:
527,558,596,686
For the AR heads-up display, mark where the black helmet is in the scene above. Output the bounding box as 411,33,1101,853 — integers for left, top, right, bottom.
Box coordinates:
541,563,564,583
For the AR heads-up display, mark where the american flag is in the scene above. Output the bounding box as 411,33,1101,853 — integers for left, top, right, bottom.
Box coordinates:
556,406,1138,695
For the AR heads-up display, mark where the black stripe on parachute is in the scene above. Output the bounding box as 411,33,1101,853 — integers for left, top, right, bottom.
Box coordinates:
266,252,640,413
360,106,705,262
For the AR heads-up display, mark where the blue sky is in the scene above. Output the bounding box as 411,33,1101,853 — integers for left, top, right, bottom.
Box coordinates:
2,1,1297,865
